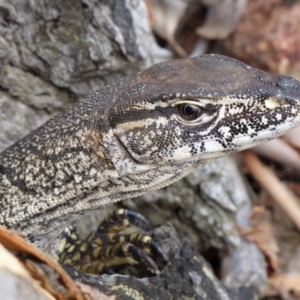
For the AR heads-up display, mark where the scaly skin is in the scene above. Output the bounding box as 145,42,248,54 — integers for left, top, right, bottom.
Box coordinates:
1,54,300,251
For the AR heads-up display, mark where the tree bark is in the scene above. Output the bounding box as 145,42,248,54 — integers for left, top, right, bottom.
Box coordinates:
0,0,168,151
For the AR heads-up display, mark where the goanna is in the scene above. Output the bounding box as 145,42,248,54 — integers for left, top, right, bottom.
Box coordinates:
1,54,300,252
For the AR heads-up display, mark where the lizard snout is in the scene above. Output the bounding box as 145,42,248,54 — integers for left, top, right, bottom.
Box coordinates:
275,75,300,89
273,75,300,105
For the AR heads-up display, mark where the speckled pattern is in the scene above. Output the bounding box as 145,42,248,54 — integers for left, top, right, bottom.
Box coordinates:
1,54,300,251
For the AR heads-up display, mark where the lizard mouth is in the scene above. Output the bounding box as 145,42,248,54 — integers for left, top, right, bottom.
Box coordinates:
116,135,143,165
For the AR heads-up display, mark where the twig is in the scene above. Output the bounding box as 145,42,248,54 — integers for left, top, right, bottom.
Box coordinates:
242,151,300,231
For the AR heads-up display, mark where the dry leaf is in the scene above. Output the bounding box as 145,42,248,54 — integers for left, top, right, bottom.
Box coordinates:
239,206,279,274
269,273,300,297
0,226,85,300
0,243,55,300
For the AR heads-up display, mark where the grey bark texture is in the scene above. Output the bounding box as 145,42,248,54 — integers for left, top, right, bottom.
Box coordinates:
0,0,261,299
0,0,168,151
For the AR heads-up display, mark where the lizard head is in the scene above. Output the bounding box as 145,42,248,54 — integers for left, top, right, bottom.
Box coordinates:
107,54,300,167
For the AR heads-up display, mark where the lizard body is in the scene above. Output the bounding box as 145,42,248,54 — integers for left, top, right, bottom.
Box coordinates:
1,54,300,251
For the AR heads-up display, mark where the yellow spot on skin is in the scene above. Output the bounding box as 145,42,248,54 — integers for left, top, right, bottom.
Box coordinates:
63,259,72,265
130,233,137,241
141,236,151,243
58,238,67,254
94,237,103,245
82,264,92,273
70,233,78,240
265,97,281,109
67,245,75,253
80,243,88,252
84,256,91,263
117,208,125,215
72,252,81,262
93,247,101,258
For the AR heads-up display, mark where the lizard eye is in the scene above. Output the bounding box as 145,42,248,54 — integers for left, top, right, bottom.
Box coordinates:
178,104,202,120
